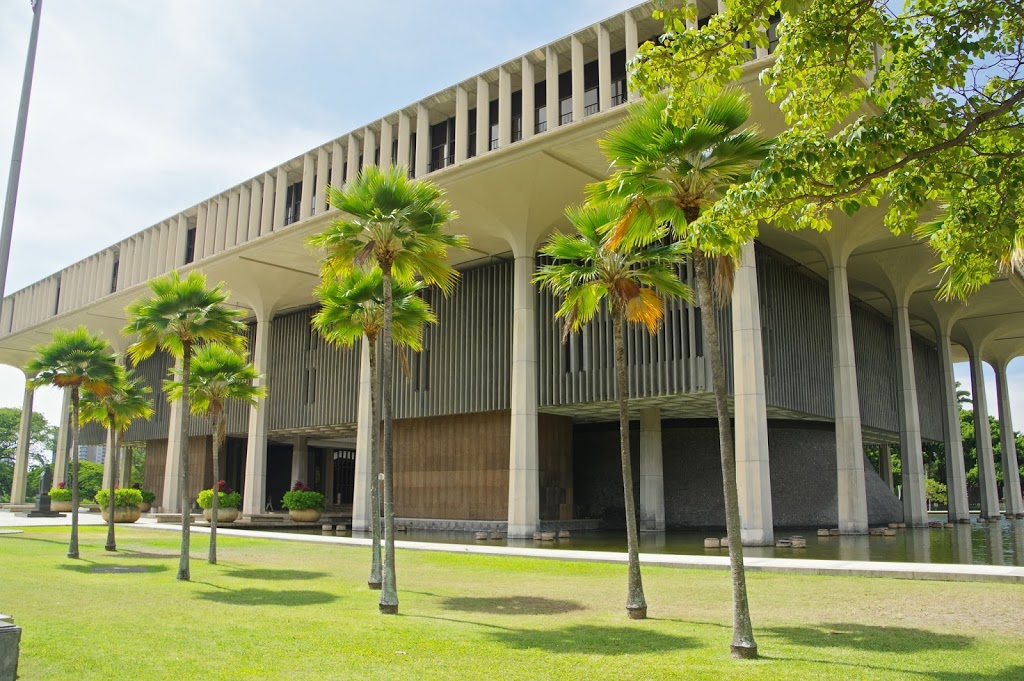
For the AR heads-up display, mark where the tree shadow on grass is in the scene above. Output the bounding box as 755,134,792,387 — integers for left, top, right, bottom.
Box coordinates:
196,588,337,607
765,623,971,654
223,568,329,581
116,549,180,560
58,563,168,574
439,596,585,616
488,624,696,656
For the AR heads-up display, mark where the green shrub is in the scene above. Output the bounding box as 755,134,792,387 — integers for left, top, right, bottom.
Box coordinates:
281,490,325,511
139,489,156,504
94,488,144,508
49,487,72,502
197,489,242,509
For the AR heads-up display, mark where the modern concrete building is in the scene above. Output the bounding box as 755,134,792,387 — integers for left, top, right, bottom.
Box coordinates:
3,2,1023,541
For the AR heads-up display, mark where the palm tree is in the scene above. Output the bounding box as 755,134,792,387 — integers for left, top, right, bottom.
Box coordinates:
308,164,465,614
534,200,691,620
312,267,436,589
165,343,265,565
80,365,154,552
590,91,772,657
123,270,247,581
26,326,119,559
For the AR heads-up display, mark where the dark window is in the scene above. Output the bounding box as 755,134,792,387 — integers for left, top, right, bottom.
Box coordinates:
768,12,781,53
109,261,117,294
374,146,380,166
468,107,477,157
285,181,302,225
343,161,349,183
310,174,317,215
54,276,62,313
583,60,599,116
429,117,456,171
611,49,627,106
184,227,197,264
534,80,547,133
489,99,499,150
409,132,417,176
391,139,398,166
511,90,523,142
558,70,572,124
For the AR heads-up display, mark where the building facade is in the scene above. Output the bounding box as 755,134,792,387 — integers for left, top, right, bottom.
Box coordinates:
3,2,1023,541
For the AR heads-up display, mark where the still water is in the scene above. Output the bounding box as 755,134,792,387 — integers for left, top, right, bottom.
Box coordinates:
242,515,1024,567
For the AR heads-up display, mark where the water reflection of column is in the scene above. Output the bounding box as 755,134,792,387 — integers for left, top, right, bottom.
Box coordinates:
905,528,931,564
1010,520,1024,566
837,534,871,562
950,523,974,565
986,520,1004,566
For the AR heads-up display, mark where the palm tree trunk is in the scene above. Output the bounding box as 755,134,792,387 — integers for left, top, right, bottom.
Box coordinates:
693,251,757,659
68,387,81,559
209,409,223,565
612,307,647,619
178,342,192,581
368,332,383,590
105,426,118,551
379,265,399,614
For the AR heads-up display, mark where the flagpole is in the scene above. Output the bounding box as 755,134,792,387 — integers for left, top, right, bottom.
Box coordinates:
0,0,44,304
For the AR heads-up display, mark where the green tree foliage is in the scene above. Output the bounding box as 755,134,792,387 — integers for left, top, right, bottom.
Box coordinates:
0,407,56,501
638,0,1024,298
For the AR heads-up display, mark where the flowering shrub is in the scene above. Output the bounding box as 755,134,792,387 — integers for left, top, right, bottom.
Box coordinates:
282,481,324,511
95,488,144,507
197,481,242,510
49,487,72,502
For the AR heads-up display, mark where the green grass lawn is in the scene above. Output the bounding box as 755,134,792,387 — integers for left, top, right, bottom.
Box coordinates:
2,527,1021,680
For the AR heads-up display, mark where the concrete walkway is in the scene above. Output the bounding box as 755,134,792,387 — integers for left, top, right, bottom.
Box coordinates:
3,511,1022,584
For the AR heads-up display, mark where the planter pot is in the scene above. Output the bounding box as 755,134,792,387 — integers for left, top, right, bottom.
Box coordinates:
100,506,141,523
203,507,240,524
51,500,72,512
288,509,321,523
140,502,152,513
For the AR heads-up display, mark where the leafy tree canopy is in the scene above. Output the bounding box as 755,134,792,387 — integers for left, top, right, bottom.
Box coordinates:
637,0,1023,298
0,408,57,501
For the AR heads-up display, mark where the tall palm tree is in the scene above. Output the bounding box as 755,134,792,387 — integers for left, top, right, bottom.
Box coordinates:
308,164,465,614
80,365,154,552
534,200,691,620
123,270,247,581
26,326,119,559
590,91,772,657
165,343,265,565
312,267,436,589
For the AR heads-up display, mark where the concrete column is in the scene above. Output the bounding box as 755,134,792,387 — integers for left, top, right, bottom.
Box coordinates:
134,233,147,284
119,446,132,488
396,112,411,169
215,196,229,253
938,331,970,521
879,444,894,492
624,11,639,101
193,203,208,261
225,192,239,249
379,120,394,169
242,315,272,516
498,66,511,149
102,425,116,491
10,385,33,504
731,241,774,545
291,436,309,486
300,153,315,221
827,261,869,533
346,134,360,183
260,172,275,234
894,301,927,526
115,241,129,292
315,146,329,214
173,215,188,269
330,141,344,197
545,47,559,131
236,185,250,245
969,353,1001,518
995,362,1024,517
415,104,429,177
273,169,288,229
352,339,373,531
161,390,184,513
246,180,260,242
508,255,539,537
571,35,584,122
454,86,469,163
204,200,218,256
597,23,612,112
362,127,377,169
476,77,489,154
53,390,70,485
99,249,115,297
638,408,665,532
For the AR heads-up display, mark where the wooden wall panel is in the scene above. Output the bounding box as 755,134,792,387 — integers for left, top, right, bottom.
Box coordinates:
143,439,167,507
539,413,573,520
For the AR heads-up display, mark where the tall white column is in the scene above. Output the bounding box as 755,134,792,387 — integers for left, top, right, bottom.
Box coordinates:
291,436,309,486
732,241,774,545
415,104,429,177
545,47,559,131
52,390,70,485
236,185,251,246
969,353,1001,518
225,192,240,249
352,339,373,531
379,120,394,168
476,77,489,154
162,391,184,513
498,66,511,149
173,215,188,269
215,196,229,253
396,112,411,169
10,384,33,504
346,134,360,183
597,23,612,112
938,331,970,521
571,35,584,122
639,408,665,532
521,57,535,141
300,153,315,221
204,199,218,256
102,423,116,491
827,261,869,533
193,203,208,261
246,180,260,242
315,147,329,214
273,169,288,229
624,11,639,101
330,141,344,197
363,127,377,169
260,172,275,234
995,361,1024,517
243,315,272,516
894,301,927,526
454,86,469,163
508,255,539,537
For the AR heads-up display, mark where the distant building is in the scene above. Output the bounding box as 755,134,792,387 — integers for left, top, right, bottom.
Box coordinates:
77,444,106,465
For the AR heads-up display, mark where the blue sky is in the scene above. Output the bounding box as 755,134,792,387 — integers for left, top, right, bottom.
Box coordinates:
0,0,1021,443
